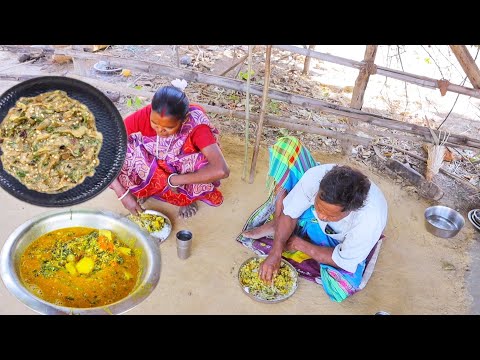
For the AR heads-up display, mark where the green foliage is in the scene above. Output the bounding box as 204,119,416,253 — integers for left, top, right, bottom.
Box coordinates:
268,100,281,114
126,96,144,109
228,93,240,102
238,70,255,81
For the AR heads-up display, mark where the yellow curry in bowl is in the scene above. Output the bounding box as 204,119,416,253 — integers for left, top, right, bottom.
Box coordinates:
20,226,139,308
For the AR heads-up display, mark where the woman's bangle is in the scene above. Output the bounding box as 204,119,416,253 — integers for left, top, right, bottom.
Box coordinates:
118,188,130,200
167,173,180,188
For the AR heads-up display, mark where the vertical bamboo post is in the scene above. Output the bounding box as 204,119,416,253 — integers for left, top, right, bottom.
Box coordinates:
242,45,254,181
249,45,272,183
302,45,316,75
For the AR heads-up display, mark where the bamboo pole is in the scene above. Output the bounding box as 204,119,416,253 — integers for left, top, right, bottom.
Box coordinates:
34,48,480,149
221,51,250,77
201,104,371,145
65,74,369,144
6,44,480,98
0,72,375,148
242,45,253,181
249,45,272,183
67,75,369,143
0,72,477,150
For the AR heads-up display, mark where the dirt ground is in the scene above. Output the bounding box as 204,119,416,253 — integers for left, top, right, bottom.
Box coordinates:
0,133,475,314
0,45,478,314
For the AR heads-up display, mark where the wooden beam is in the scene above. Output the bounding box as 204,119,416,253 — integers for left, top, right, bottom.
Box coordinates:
449,45,480,89
275,45,480,99
249,45,272,183
64,74,371,146
350,45,378,109
0,72,375,147
1,66,479,150
58,49,480,149
3,47,480,150
6,44,480,98
220,52,250,77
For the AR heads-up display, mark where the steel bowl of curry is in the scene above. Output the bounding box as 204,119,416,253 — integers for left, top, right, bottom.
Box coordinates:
0,209,161,315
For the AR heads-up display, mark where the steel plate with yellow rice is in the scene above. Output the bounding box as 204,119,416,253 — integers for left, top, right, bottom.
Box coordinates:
127,210,172,243
238,255,298,303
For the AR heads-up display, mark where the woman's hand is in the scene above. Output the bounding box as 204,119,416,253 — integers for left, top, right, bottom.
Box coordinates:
121,193,143,215
259,253,282,284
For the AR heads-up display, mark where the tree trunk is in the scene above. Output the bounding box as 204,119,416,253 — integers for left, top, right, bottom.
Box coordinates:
350,45,378,110
302,45,316,75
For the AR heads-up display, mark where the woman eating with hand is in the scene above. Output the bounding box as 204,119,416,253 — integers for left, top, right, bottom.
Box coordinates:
110,79,230,218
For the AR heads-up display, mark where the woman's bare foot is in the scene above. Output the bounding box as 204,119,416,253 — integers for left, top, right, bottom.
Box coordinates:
242,221,275,239
178,202,198,219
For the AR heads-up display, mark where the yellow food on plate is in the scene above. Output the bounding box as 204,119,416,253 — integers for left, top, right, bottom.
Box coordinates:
238,257,297,302
127,211,172,241
127,212,165,233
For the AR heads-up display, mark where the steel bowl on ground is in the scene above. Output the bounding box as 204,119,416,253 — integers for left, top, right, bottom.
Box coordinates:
424,205,465,238
238,255,298,304
93,61,122,74
468,209,480,232
0,209,161,315
472,209,480,224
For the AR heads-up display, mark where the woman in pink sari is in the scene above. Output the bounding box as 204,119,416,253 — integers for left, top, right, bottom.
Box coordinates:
109,80,230,218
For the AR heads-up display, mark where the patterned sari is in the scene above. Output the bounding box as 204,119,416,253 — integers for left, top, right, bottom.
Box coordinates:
118,105,223,207
237,136,383,302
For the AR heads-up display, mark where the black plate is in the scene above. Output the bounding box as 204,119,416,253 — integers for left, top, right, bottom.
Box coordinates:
0,76,127,207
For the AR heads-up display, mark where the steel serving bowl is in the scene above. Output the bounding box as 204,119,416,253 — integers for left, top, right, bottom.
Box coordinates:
238,255,298,304
0,209,161,315
424,205,465,238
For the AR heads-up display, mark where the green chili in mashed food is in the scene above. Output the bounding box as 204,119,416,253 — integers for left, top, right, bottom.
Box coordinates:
239,257,297,301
